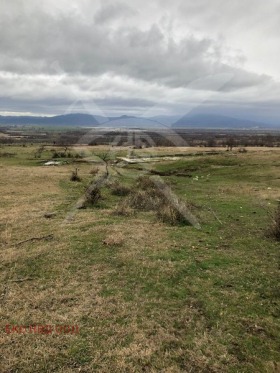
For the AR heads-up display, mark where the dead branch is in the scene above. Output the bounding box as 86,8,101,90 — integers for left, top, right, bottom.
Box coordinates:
14,234,54,247
8,277,34,283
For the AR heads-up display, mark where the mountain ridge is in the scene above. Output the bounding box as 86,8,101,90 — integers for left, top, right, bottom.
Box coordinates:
0,113,278,129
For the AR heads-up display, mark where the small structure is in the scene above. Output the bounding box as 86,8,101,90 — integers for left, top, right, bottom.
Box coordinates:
44,161,61,166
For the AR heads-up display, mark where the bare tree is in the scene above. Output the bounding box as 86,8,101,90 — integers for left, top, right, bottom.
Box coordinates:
226,137,235,151
99,151,110,176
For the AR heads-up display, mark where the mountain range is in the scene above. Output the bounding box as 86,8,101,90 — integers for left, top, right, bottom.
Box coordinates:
0,113,278,129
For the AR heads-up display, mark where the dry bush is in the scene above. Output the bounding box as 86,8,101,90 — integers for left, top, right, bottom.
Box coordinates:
136,175,157,190
109,181,131,196
85,186,101,205
127,176,163,210
154,179,200,228
121,176,200,227
269,204,280,241
112,202,135,216
156,200,192,225
103,232,124,246
70,168,81,182
89,167,99,175
82,173,109,207
126,190,159,211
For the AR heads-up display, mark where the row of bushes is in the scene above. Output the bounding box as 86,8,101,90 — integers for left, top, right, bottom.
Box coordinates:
52,151,83,159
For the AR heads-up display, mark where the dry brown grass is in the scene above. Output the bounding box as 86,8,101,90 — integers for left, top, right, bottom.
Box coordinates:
156,201,187,225
112,202,136,216
103,232,125,247
89,166,99,175
118,176,200,226
0,162,105,370
84,186,101,205
125,176,162,211
108,180,131,196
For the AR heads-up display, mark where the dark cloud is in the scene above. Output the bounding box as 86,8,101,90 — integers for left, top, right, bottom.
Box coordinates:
0,0,279,118
0,3,270,90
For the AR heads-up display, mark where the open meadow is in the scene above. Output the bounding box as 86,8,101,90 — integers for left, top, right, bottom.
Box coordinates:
0,144,279,372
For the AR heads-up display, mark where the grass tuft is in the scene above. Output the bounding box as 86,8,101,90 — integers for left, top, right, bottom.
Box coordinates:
156,200,191,225
70,168,81,182
119,176,200,226
112,202,136,216
103,232,124,246
109,180,131,196
89,166,99,175
85,186,101,205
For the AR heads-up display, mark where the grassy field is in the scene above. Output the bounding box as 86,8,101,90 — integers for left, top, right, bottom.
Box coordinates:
0,144,279,372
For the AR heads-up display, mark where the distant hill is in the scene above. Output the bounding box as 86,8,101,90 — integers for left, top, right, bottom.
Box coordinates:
149,115,182,126
173,114,269,129
102,115,164,129
0,113,164,128
0,113,100,126
0,112,278,129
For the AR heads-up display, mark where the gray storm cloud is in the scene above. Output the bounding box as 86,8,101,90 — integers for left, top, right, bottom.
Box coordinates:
0,0,279,120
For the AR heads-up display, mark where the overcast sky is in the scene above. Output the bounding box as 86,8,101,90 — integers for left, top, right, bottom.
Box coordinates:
0,0,279,123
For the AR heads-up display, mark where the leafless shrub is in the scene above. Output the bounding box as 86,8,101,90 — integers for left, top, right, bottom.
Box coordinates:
127,189,161,211
70,168,81,182
120,176,201,227
99,151,110,175
34,145,45,158
156,197,197,225
84,186,101,205
82,172,108,207
103,232,124,246
109,181,131,196
112,202,135,216
89,167,99,175
136,175,158,190
156,201,187,225
153,177,201,228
